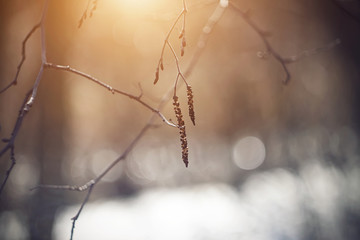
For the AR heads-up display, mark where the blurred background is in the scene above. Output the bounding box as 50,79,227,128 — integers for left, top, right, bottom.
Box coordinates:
1,0,360,239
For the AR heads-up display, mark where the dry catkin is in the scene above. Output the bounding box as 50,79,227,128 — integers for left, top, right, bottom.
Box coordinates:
173,96,189,167
160,61,164,71
187,85,195,125
182,36,187,47
180,37,186,56
154,67,159,84
179,29,184,39
89,0,98,17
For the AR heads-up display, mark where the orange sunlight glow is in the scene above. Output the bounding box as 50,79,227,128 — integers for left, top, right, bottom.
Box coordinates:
110,0,159,13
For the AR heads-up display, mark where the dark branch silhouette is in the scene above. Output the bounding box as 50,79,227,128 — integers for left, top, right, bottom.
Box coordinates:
229,1,340,84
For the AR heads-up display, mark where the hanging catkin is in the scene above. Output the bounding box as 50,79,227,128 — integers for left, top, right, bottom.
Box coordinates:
187,85,195,126
173,96,189,167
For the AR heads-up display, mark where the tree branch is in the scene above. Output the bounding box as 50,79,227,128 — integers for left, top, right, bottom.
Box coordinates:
70,184,94,240
44,63,177,128
0,1,49,193
229,1,340,84
0,24,41,94
0,144,16,195
282,38,341,63
34,119,154,240
229,2,291,84
330,0,360,23
153,4,187,84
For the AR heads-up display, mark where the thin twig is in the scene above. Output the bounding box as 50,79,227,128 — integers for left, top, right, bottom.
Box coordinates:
0,1,48,166
174,74,181,97
94,123,153,184
229,2,291,84
35,119,155,240
330,0,360,23
166,41,188,86
23,0,48,113
154,5,187,84
137,83,143,99
44,63,176,128
158,10,184,63
31,181,95,192
0,24,41,94
0,89,32,195
34,120,153,193
0,146,16,195
1,10,48,191
180,0,188,57
229,1,340,84
70,184,94,240
282,38,341,63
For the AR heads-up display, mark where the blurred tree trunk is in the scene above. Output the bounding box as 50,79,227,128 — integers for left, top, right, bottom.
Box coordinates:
27,2,72,239
0,1,70,239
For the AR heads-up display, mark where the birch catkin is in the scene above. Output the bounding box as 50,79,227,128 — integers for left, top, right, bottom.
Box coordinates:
154,67,159,84
187,85,195,126
173,96,189,167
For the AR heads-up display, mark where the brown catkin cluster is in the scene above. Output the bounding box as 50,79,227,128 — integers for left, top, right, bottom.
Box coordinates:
89,0,98,17
154,67,159,84
78,0,98,28
187,85,195,126
179,30,186,56
173,96,189,167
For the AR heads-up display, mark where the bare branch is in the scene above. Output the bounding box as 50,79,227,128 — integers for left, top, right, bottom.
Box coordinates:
31,180,95,192
0,24,40,94
154,5,187,84
137,82,143,99
35,121,154,240
34,121,153,193
0,147,16,195
25,0,48,105
166,41,188,86
70,184,94,240
94,123,153,184
229,2,340,84
330,0,360,23
0,2,48,184
0,89,32,194
173,73,181,97
44,63,177,128
229,2,291,84
179,0,188,57
282,38,341,63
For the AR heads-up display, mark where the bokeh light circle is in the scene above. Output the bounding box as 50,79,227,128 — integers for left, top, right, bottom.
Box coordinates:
232,136,266,170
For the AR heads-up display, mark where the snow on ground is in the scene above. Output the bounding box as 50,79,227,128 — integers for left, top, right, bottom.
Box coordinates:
53,161,360,240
